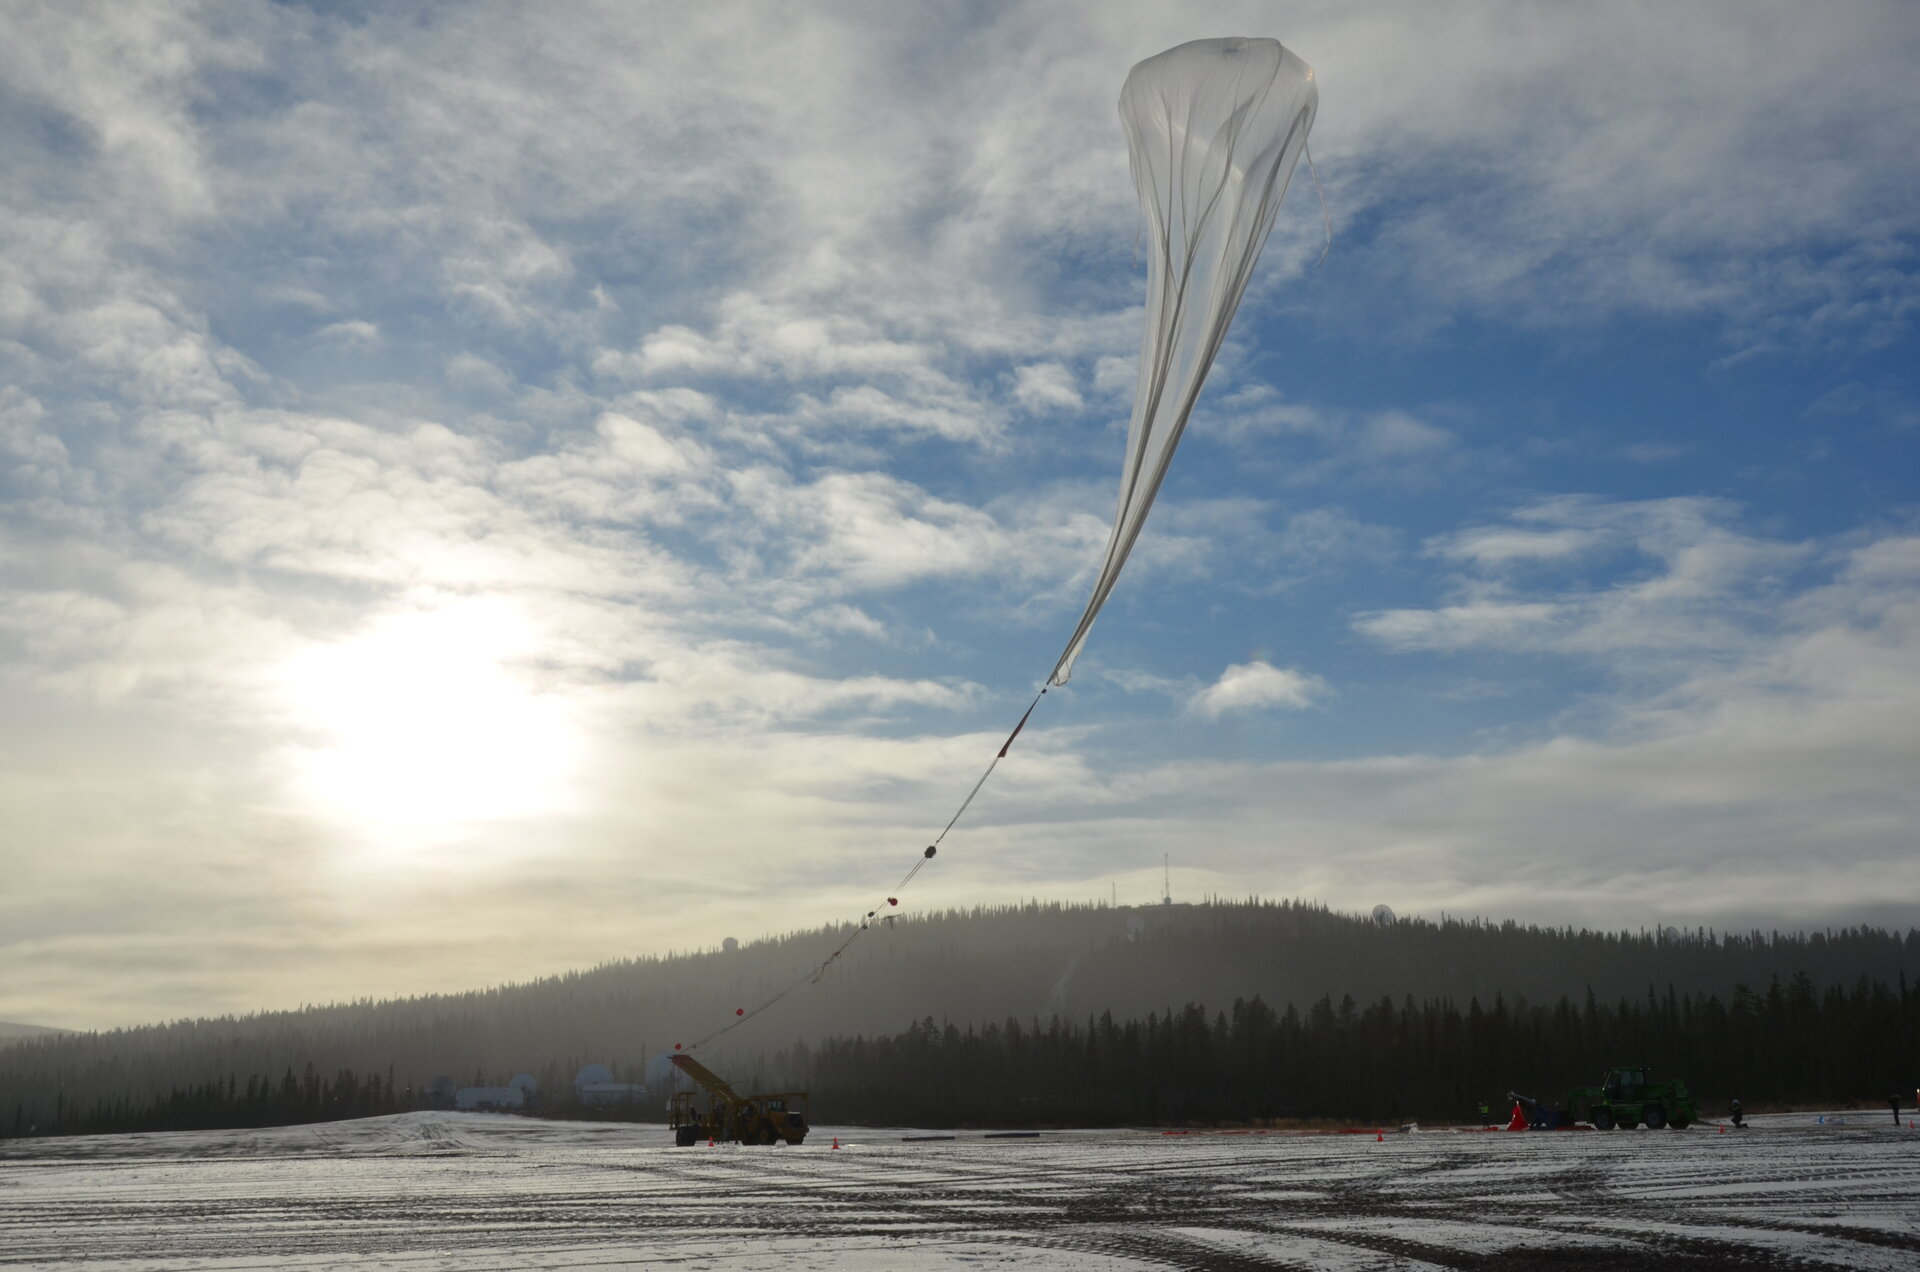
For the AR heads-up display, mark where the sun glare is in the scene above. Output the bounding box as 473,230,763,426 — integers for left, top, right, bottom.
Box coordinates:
279,598,580,842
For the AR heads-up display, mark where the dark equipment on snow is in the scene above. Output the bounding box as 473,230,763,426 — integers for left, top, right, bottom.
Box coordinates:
1508,1067,1697,1130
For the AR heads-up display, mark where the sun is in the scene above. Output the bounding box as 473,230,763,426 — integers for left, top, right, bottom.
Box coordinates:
278,596,580,843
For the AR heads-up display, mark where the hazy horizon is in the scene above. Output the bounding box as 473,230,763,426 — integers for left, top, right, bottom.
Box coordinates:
11,895,1920,1037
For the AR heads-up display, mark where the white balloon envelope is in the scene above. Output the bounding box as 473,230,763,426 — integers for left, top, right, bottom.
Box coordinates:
1051,37,1318,685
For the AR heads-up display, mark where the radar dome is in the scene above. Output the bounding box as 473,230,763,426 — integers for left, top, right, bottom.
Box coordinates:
1371,904,1397,928
574,1063,614,1089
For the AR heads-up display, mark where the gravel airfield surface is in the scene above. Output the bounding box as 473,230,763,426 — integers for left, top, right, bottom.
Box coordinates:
4,1111,1918,1269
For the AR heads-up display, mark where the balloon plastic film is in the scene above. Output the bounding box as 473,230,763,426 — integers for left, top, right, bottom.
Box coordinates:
1050,37,1318,686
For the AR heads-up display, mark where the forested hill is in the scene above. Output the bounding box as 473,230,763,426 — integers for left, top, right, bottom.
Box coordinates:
0,1022,69,1042
5,899,1916,1127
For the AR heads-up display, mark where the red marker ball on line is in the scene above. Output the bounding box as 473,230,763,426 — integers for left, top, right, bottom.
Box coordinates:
674,1043,682,1051
736,1008,745,1016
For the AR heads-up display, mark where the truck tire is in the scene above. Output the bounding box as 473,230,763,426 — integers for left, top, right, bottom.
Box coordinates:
1643,1105,1667,1130
674,1125,698,1147
1590,1107,1615,1130
1667,1116,1691,1130
757,1121,777,1146
1614,1110,1639,1130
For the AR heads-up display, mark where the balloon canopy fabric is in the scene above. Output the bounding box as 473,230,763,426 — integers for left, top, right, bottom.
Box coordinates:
1049,37,1318,686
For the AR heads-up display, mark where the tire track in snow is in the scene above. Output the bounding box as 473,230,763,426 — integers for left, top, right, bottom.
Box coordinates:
6,1116,1920,1270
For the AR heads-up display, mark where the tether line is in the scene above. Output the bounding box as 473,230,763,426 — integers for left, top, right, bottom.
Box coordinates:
682,686,1050,1052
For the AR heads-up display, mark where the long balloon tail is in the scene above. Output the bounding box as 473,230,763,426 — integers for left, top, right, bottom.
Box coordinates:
682,685,1050,1052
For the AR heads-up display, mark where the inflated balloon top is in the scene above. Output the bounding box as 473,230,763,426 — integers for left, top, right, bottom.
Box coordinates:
1050,37,1318,686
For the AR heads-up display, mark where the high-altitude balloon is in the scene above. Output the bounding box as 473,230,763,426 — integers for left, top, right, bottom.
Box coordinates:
1050,37,1318,685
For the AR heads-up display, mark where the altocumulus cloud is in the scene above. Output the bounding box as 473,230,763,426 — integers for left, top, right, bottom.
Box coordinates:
1188,662,1325,718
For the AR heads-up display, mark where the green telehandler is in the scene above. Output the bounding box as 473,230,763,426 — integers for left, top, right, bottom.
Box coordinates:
1510,1066,1697,1130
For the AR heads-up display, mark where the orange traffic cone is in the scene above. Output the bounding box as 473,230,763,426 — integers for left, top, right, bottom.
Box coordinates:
707,1135,714,1147
1375,1130,1384,1142
1718,1123,1725,1134
832,1136,841,1150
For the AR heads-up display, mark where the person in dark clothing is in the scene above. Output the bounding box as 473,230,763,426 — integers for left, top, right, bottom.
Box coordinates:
1729,1098,1744,1128
1892,1093,1905,1127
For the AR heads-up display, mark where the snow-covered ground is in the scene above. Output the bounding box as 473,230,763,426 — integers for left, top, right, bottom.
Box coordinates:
4,1112,1918,1269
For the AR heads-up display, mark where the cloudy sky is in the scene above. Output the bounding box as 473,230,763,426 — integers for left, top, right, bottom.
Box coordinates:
4,1,1917,1031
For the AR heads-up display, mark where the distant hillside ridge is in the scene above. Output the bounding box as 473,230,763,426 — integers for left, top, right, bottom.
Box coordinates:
0,1021,70,1042
3,899,1914,1128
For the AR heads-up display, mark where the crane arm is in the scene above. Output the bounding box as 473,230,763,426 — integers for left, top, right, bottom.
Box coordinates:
669,1054,743,1104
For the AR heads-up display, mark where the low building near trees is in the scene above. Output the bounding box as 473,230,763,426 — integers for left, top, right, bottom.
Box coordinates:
454,1085,524,1111
455,1073,539,1112
574,1063,647,1107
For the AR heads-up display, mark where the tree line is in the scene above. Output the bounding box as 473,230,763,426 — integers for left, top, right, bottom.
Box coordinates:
10,1064,413,1138
9,902,1915,1117
5,1063,661,1139
786,971,1920,1127
6,900,1914,1133
11,970,1916,1138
